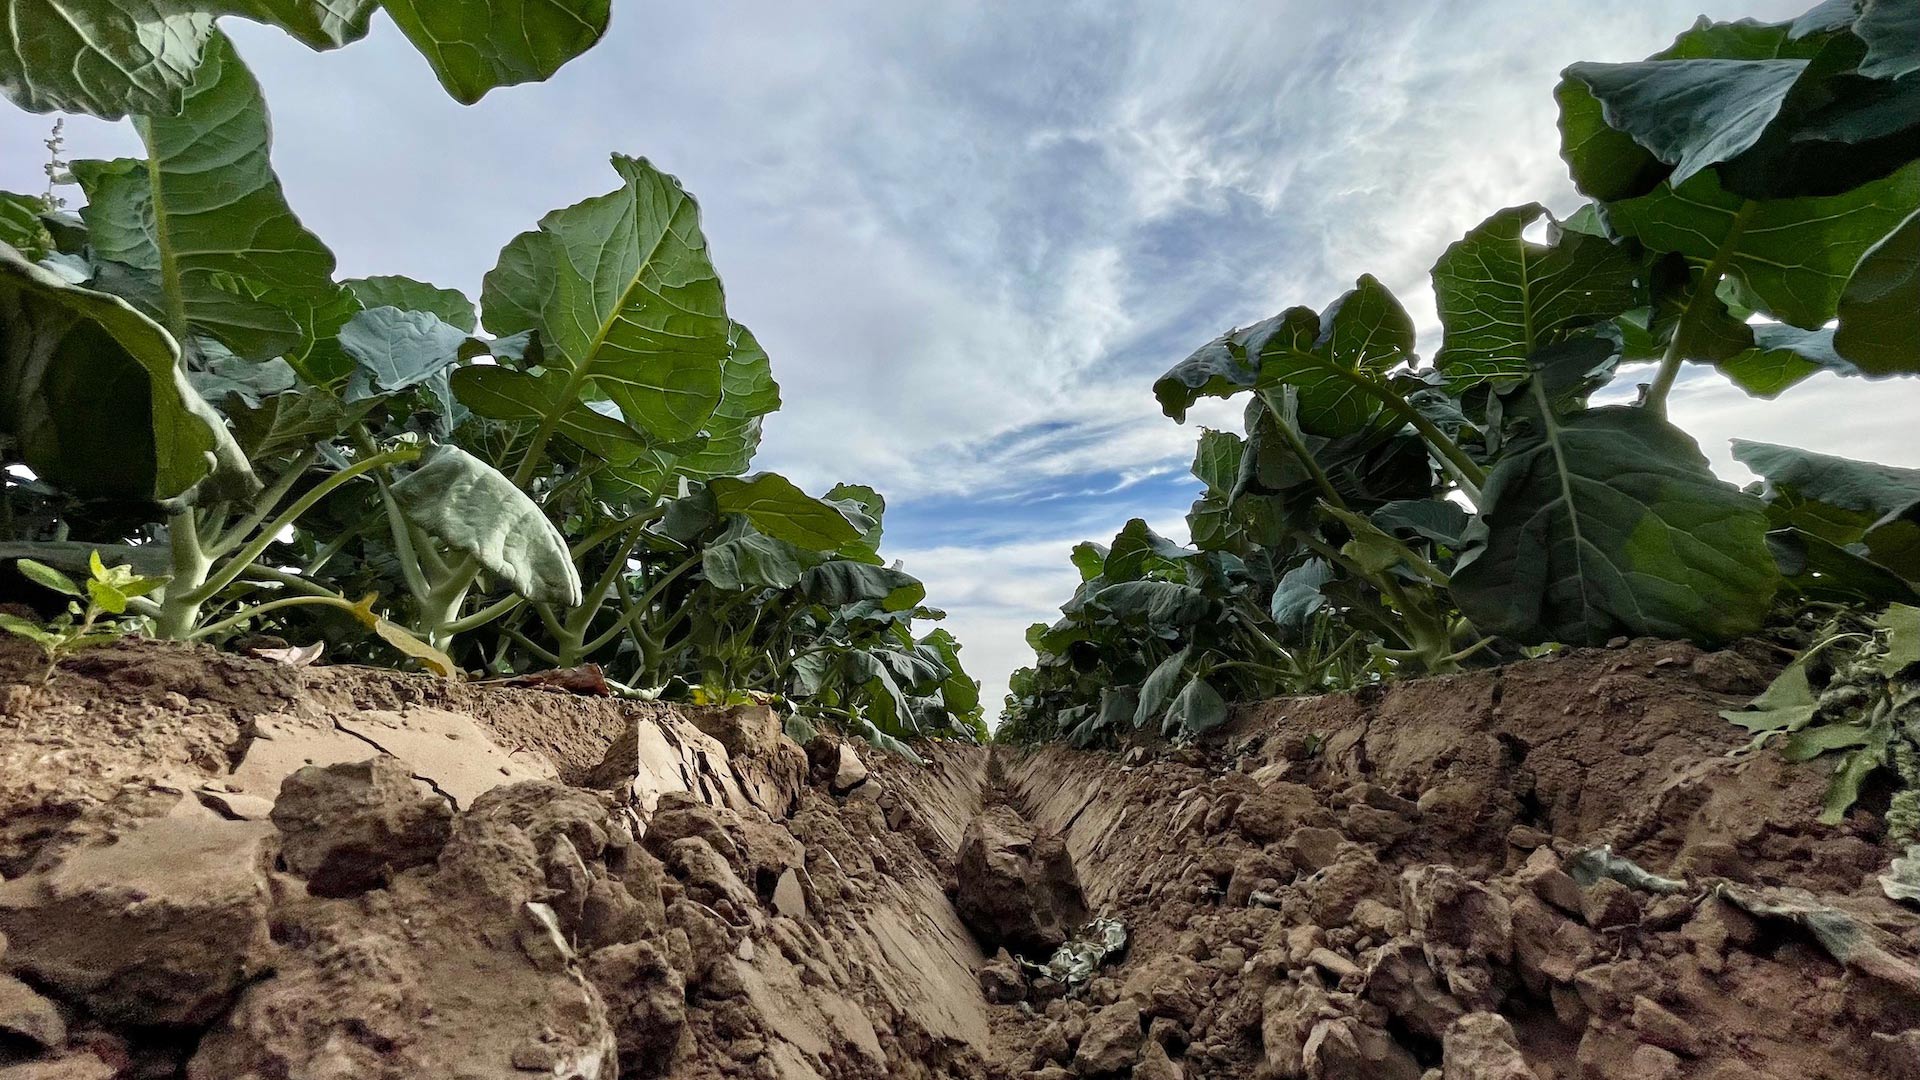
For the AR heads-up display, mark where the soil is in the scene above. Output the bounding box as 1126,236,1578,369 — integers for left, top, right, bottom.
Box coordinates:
1,635,1917,1079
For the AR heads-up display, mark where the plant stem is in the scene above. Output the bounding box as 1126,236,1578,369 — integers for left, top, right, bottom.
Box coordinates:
188,595,368,641
1645,203,1755,415
154,510,211,639
1255,390,1350,513
1320,367,1487,501
183,448,420,609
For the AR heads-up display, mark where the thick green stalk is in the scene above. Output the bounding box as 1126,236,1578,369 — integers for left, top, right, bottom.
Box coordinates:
154,510,212,639
1645,203,1755,415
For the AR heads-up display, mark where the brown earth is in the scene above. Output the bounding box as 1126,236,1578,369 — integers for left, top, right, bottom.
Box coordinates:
0,636,1916,1079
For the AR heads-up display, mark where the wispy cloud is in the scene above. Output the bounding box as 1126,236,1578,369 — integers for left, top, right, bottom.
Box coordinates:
5,0,1917,715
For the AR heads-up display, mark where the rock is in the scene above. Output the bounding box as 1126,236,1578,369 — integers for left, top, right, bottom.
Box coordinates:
1311,847,1398,927
1134,1040,1185,1080
1624,1044,1682,1080
1307,947,1362,983
0,972,66,1050
1365,939,1466,1042
1352,898,1408,939
1227,847,1290,906
980,949,1027,1004
190,796,618,1080
1261,982,1334,1077
1442,1013,1537,1080
666,837,757,913
1033,1021,1071,1065
772,867,806,920
830,743,869,794
585,714,750,813
1629,996,1699,1056
1286,826,1345,871
1344,804,1415,847
1237,783,1336,844
1403,865,1514,965
585,940,687,1073
1074,1001,1143,1074
1514,848,1583,916
333,707,557,809
1121,954,1208,1028
0,816,274,1026
1870,1031,1920,1080
579,875,658,951
0,1056,117,1080
1302,1017,1422,1080
269,756,452,897
1580,878,1640,930
955,806,1088,953
1508,894,1596,993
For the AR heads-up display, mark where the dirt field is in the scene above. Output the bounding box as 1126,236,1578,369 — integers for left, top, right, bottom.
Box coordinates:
1,636,1915,1079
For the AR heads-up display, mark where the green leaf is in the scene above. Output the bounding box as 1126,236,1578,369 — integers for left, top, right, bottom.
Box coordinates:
0,194,53,260
1370,500,1471,550
479,155,730,448
0,241,256,502
1605,164,1920,329
1834,207,1920,375
69,33,342,361
389,445,581,606
919,627,981,720
339,306,468,400
15,558,81,597
1721,650,1819,733
1270,559,1334,629
379,0,609,105
1766,527,1919,604
343,276,475,333
800,561,925,613
702,530,806,591
187,342,297,408
1733,439,1920,544
1070,542,1108,582
451,365,652,465
0,0,214,117
1561,56,1809,190
1864,502,1920,581
1090,580,1209,629
1165,675,1228,737
709,473,864,551
1875,603,1920,675
1453,404,1779,645
0,613,61,648
1257,277,1416,436
673,323,781,481
1715,323,1863,398
1856,0,1920,80
1154,309,1285,421
1134,646,1190,728
1103,519,1193,582
822,482,885,565
1431,204,1643,388
1191,428,1245,496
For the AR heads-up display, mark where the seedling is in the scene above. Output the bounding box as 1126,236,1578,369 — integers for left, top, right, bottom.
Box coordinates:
0,554,167,682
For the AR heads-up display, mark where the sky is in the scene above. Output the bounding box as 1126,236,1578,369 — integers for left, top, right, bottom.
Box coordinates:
5,0,1919,718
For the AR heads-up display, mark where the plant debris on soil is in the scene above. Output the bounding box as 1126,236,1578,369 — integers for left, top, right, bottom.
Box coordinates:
2,635,1919,1079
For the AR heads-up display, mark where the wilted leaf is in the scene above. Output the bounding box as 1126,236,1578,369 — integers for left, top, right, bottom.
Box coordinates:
390,445,582,606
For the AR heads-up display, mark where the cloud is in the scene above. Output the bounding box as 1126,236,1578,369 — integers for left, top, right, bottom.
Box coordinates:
6,0,1917,721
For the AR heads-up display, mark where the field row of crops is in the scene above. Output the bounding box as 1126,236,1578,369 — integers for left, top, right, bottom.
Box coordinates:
0,6,984,748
